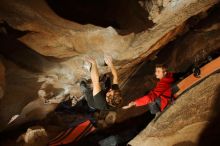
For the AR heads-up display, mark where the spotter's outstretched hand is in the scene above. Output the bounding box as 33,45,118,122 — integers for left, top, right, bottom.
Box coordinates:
122,101,135,109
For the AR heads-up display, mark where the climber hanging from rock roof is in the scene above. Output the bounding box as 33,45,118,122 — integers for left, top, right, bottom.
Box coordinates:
80,55,123,112
122,64,184,114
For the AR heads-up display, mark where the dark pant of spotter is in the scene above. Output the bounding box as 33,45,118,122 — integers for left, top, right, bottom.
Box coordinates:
148,97,161,114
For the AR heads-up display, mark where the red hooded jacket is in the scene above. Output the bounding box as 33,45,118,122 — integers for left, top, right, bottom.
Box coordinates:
134,72,174,111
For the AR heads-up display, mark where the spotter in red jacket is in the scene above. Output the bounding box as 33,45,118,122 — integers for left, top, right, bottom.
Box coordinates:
134,72,174,111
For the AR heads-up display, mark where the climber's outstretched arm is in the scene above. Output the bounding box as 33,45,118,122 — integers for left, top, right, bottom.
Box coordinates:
85,56,101,96
104,55,118,84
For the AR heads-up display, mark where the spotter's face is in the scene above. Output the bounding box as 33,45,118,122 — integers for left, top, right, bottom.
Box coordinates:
155,67,166,79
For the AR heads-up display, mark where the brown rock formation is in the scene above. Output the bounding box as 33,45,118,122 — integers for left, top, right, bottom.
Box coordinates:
16,126,48,146
0,0,218,61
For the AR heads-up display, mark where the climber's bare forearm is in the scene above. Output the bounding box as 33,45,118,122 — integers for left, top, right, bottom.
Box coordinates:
104,55,118,84
110,65,118,84
90,63,101,96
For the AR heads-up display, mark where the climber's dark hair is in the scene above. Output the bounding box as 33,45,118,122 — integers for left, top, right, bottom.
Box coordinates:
106,89,123,108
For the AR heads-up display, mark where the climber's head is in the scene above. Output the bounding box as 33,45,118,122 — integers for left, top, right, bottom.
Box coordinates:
106,89,123,108
155,64,167,79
